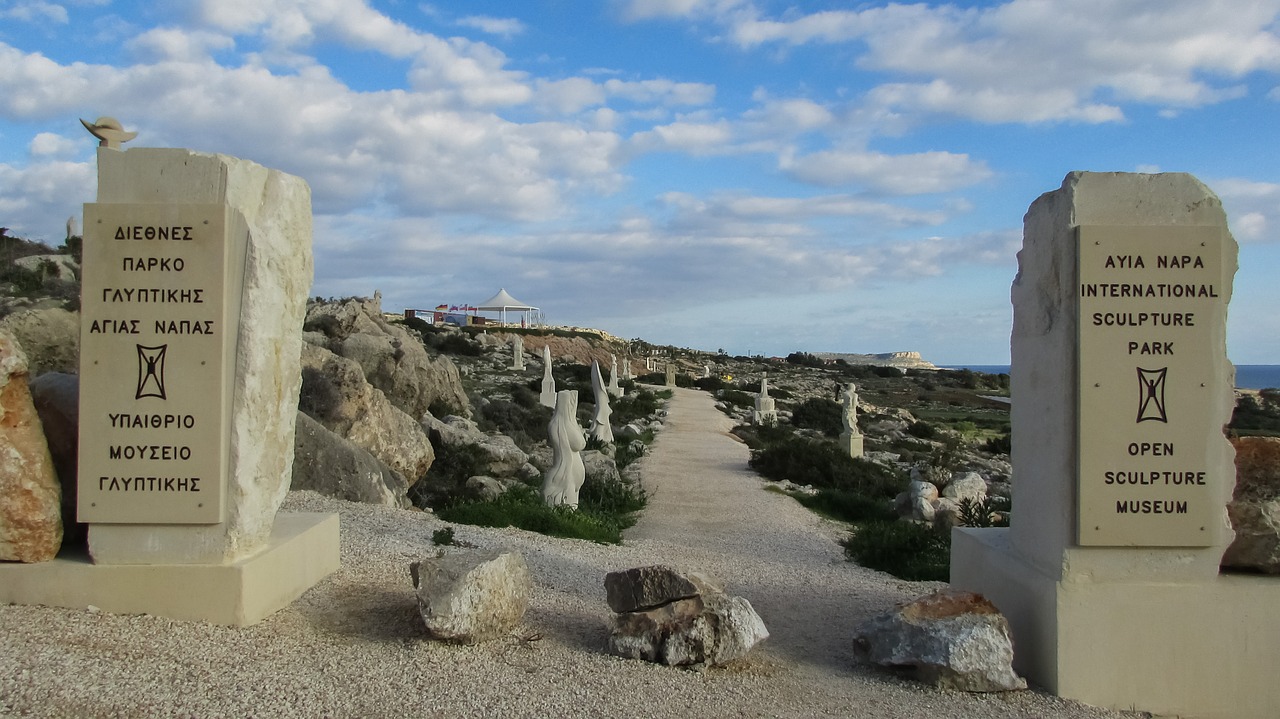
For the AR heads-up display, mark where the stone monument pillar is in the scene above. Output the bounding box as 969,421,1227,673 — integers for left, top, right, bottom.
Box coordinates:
589,360,614,444
606,354,622,397
0,121,339,626
664,363,676,387
839,383,863,458
753,374,777,426
541,390,586,508
950,172,1277,718
539,345,556,408
510,335,525,370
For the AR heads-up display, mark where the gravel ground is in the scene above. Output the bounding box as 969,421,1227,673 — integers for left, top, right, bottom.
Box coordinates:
1,388,1143,718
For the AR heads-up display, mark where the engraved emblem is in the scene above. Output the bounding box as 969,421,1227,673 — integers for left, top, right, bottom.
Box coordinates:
136,344,168,400
1136,367,1168,423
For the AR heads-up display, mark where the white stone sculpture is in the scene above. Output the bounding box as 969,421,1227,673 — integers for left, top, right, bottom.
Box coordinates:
590,360,615,444
510,335,525,370
539,344,555,408
607,354,623,397
703,364,711,379
665,363,676,387
753,374,777,426
541,390,586,508
840,382,864,458
79,116,136,149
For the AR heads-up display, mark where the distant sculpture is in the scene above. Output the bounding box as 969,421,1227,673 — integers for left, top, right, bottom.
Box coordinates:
665,363,676,387
754,374,778,426
539,345,556,407
66,216,78,240
541,390,586,508
840,382,864,458
703,364,711,379
607,354,622,397
621,355,632,381
510,335,525,370
80,116,137,150
590,361,615,443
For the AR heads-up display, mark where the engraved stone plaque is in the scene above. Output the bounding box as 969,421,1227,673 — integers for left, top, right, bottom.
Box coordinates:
1077,225,1227,546
78,204,243,524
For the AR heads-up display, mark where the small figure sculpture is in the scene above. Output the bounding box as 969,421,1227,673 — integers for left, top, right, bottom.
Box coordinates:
841,383,861,436
541,390,586,508
754,373,778,426
539,345,556,408
510,335,525,370
590,360,615,443
80,116,137,150
607,354,622,397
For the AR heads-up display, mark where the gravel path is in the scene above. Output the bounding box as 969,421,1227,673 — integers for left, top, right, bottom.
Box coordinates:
0,388,1140,718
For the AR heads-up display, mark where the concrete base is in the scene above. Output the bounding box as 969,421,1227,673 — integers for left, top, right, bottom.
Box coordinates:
952,528,1280,718
839,432,864,459
0,512,339,626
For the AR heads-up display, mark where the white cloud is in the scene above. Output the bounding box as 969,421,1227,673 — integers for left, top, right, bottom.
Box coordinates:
126,28,236,62
629,119,734,155
28,132,78,158
533,76,714,114
619,0,740,21
192,0,427,57
0,1,68,24
456,16,526,38
780,148,993,195
0,159,94,241
1214,178,1280,243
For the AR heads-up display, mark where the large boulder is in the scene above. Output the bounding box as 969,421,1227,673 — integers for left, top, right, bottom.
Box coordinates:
27,372,81,545
605,565,768,667
1222,436,1280,573
304,296,470,420
299,342,434,485
291,411,409,507
0,307,79,376
582,449,621,487
410,550,531,644
0,331,62,562
852,590,1026,692
422,414,529,478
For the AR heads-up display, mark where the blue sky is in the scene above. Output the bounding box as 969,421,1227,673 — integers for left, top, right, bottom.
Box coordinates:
1,0,1278,363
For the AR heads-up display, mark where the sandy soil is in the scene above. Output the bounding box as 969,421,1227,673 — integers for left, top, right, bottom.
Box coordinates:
0,387,1141,718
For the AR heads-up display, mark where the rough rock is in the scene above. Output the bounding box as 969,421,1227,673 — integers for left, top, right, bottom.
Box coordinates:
0,331,62,562
941,472,987,503
465,475,510,500
852,590,1026,692
305,296,470,420
1222,436,1280,573
12,253,79,283
605,566,766,667
932,497,963,530
582,449,621,487
422,414,529,478
410,550,532,644
300,342,434,484
0,307,80,376
291,411,408,507
909,479,939,502
27,372,81,544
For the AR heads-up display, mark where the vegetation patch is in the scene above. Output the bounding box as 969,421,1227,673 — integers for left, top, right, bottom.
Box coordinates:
436,484,638,544
841,520,951,582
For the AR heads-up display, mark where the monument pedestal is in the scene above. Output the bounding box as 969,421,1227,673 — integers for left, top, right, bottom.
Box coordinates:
839,432,863,458
0,512,338,626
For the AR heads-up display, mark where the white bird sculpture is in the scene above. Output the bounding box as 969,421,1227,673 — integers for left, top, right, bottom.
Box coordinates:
80,116,137,149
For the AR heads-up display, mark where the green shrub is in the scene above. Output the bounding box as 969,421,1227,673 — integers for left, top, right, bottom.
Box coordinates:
983,433,1012,454
718,389,755,409
957,496,1010,528
907,420,938,439
842,520,950,582
579,475,646,520
790,397,843,437
792,488,897,524
409,442,490,508
612,389,662,425
785,351,825,368
749,436,904,497
431,527,456,546
436,484,632,544
298,367,343,419
475,399,550,450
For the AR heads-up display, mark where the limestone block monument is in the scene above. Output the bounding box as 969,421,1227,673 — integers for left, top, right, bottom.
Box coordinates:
541,390,586,508
753,375,777,427
607,354,623,397
664,363,676,387
589,360,615,444
0,118,339,626
539,345,556,408
510,335,525,370
839,383,863,458
951,172,1277,718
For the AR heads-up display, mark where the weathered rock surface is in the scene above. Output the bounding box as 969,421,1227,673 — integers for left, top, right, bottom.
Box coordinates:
0,307,79,377
305,296,469,420
27,372,81,544
300,342,433,486
1222,436,1280,573
0,331,62,562
941,472,988,503
410,550,531,644
291,411,407,507
422,414,530,477
12,253,79,283
852,590,1026,692
605,565,767,667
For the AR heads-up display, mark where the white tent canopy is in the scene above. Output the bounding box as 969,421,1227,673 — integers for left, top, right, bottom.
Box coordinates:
476,288,539,326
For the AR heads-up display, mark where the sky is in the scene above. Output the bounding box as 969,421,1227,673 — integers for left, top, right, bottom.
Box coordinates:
1,0,1278,364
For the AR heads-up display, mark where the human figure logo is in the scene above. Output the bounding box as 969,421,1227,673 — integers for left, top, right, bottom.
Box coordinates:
136,344,168,400
1136,367,1167,423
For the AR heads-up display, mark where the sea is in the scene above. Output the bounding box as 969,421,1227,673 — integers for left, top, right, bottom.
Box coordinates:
939,364,1280,391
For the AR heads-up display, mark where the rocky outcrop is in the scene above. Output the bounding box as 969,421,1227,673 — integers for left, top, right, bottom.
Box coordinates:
605,565,768,667
410,550,532,644
422,414,533,478
1222,436,1280,573
13,254,78,283
811,351,937,370
292,411,408,507
299,342,434,495
0,331,62,562
0,307,79,376
853,590,1026,692
27,372,81,544
305,296,469,420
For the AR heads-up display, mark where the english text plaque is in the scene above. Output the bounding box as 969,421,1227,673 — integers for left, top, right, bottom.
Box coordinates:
1077,225,1226,546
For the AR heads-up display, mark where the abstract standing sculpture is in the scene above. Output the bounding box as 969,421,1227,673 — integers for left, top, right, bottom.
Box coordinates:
539,344,556,408
541,390,586,508
510,335,525,370
590,360,615,443
607,354,623,397
753,374,778,426
839,382,864,458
